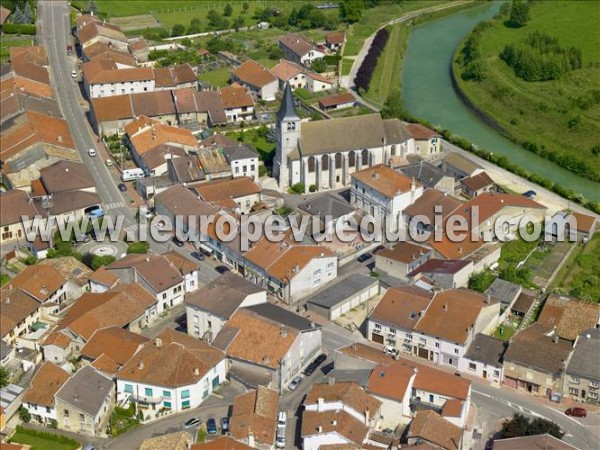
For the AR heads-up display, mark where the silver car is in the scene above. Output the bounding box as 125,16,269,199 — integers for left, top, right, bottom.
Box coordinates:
288,376,302,391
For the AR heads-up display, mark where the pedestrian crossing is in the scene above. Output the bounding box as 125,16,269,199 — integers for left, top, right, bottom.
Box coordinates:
104,201,126,210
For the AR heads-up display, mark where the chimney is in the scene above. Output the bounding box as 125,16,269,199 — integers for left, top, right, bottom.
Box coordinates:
138,359,144,370
155,338,162,347
65,167,69,173
553,336,559,344
317,397,325,412
248,431,255,447
364,408,370,426
193,368,200,376
331,419,337,426
443,303,448,311
5,297,9,304
317,425,322,433
280,326,288,338
586,334,591,339
57,135,63,143
485,294,491,304
328,376,335,386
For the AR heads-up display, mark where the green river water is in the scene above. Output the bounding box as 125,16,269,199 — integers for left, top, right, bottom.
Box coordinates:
401,1,600,202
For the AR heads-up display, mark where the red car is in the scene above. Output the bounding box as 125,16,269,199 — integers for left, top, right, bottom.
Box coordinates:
565,407,587,418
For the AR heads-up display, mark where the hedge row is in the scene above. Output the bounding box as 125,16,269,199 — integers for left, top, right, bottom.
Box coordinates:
355,27,389,92
3,23,37,35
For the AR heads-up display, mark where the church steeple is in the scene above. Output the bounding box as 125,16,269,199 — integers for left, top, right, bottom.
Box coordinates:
273,82,301,190
278,82,300,123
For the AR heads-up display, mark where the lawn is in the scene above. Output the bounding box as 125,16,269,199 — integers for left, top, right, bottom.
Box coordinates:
0,37,35,63
0,273,10,287
109,406,140,436
555,234,600,302
198,67,231,88
492,320,519,341
9,427,79,450
226,128,275,165
453,1,600,182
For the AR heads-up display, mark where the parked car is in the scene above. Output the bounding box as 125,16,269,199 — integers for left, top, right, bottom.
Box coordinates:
117,183,127,192
522,190,537,198
275,423,286,448
565,407,587,418
105,159,113,167
215,265,230,274
288,376,302,391
304,362,318,376
221,417,230,434
314,353,327,366
207,418,218,434
277,411,287,426
172,236,185,247
383,346,399,357
357,253,372,263
182,417,201,428
190,251,205,261
71,70,77,78
82,446,95,450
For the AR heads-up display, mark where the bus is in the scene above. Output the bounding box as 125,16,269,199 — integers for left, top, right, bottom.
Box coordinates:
121,168,145,182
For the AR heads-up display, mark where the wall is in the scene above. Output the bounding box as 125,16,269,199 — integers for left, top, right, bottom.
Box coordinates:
459,357,502,385
303,431,351,450
88,79,155,99
25,402,56,425
231,157,259,181
55,384,115,436
289,256,337,303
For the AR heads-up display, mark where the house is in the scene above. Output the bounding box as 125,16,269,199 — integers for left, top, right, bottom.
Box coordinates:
54,365,115,436
193,176,261,214
461,171,495,198
442,152,483,179
318,92,355,111
38,257,93,301
83,64,155,99
10,264,68,315
116,329,226,413
0,288,40,347
491,434,578,450
325,31,346,52
403,188,463,235
511,289,537,319
230,387,279,448
564,328,599,405
484,278,522,309
375,242,432,279
351,164,423,233
0,189,41,247
406,123,442,157
199,134,237,149
295,191,356,237
271,59,333,93
76,15,128,50
139,431,193,450
502,323,572,398
0,384,24,428
81,42,137,67
105,254,186,313
219,83,255,123
550,210,599,243
128,38,150,62
154,64,197,91
153,184,218,235
174,88,227,127
6,46,51,97
88,267,120,293
217,51,241,67
302,381,382,450
274,83,415,191
408,259,474,289
80,326,148,375
398,162,455,194
306,274,379,321
366,363,416,427
37,159,97,195
243,232,338,303
544,296,600,343
0,111,80,190
279,33,324,66
407,410,463,450
221,143,260,181
22,362,69,425
461,333,507,385
231,60,278,101
185,272,267,342
0,6,11,28
190,436,253,449
214,303,322,390
163,251,200,293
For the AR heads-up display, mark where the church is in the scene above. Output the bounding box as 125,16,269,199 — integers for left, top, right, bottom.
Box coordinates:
273,83,416,192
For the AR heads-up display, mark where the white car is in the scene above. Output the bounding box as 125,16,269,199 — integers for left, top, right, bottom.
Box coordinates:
88,148,97,157
383,346,399,357
71,70,77,78
288,376,302,391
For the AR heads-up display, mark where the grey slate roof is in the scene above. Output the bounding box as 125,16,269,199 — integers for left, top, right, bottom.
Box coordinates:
297,192,355,220
464,333,507,368
185,272,264,319
409,259,471,277
277,82,299,123
307,274,377,309
245,303,318,332
382,118,412,145
327,369,372,388
566,328,600,381
484,278,521,305
398,162,447,189
221,143,258,162
0,339,13,361
55,365,113,417
211,324,240,351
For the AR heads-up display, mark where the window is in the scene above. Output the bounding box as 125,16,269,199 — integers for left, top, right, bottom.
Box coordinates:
374,323,382,330
163,401,172,409
589,392,598,400
64,409,69,417
454,348,459,355
181,389,190,399
162,390,171,398
235,167,240,174
79,413,85,421
406,334,412,340
145,388,153,397
162,293,167,300
46,406,51,413
124,384,133,393
435,342,439,348
313,278,321,287
590,380,599,388
182,400,191,409
327,262,334,270
468,362,476,371
314,269,321,276
251,164,255,171
570,376,580,384
389,328,396,335
419,337,426,344
569,387,579,396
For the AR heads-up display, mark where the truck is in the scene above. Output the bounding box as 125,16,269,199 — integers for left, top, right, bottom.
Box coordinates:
67,45,73,56
121,168,145,182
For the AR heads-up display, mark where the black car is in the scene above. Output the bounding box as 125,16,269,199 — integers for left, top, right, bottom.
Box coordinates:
172,237,185,247
357,253,372,263
304,362,317,376
207,418,218,435
314,353,327,366
522,190,537,198
215,265,230,274
118,183,127,192
190,251,205,261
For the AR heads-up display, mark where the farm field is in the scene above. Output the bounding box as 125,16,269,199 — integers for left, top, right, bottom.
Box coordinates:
453,1,600,182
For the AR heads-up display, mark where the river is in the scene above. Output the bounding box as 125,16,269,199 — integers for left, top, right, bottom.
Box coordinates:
401,1,600,202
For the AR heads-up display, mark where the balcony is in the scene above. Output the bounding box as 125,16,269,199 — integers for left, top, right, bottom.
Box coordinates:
130,392,164,405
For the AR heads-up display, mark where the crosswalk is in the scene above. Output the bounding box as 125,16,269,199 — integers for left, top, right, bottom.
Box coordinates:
104,201,126,210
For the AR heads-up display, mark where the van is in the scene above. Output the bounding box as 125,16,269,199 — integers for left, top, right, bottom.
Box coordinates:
88,148,97,157
275,423,286,448
121,168,145,182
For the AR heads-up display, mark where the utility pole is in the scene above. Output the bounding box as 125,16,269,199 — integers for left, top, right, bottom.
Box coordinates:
41,195,54,249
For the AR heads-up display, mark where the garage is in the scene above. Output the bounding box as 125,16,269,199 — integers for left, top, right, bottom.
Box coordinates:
306,274,379,321
372,332,384,344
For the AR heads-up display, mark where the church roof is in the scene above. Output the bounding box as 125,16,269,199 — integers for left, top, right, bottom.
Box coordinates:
277,82,299,123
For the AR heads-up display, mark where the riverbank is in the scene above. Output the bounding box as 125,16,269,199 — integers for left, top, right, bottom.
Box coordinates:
452,1,600,183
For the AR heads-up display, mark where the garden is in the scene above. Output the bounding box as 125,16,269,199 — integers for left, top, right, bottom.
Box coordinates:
9,427,79,450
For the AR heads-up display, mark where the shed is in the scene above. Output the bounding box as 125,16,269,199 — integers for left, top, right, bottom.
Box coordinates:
306,274,379,320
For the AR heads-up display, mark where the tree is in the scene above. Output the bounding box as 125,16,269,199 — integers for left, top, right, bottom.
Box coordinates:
311,58,327,73
233,16,244,32
22,1,33,24
502,413,564,439
509,0,529,27
242,2,250,14
171,23,185,37
188,17,201,35
223,3,233,17
339,0,363,24
381,89,404,119
19,407,31,423
10,4,24,24
91,255,115,271
85,0,98,15
0,366,9,388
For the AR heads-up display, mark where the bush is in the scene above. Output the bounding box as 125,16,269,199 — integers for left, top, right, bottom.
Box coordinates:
289,183,305,194
18,407,31,423
258,165,268,177
309,184,318,192
91,255,115,271
127,241,150,254
2,23,36,34
355,28,389,92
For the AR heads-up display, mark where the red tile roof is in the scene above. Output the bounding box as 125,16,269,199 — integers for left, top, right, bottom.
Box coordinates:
232,60,277,88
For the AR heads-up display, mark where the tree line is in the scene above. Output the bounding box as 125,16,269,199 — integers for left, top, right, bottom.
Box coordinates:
354,28,389,92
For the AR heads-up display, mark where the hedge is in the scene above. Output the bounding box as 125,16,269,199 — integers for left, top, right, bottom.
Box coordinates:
3,24,37,35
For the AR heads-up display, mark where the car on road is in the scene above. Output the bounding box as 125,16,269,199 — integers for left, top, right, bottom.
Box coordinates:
207,418,218,434
172,236,185,247
182,417,201,428
190,251,205,261
565,407,587,418
82,445,95,450
88,148,97,157
304,361,318,376
357,253,372,263
522,190,537,198
71,70,77,78
117,183,127,192
105,159,113,167
215,265,230,274
221,417,230,434
288,376,302,391
314,353,327,366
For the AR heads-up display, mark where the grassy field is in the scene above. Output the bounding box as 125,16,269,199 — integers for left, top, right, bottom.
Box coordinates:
10,428,79,450
454,1,600,181
198,67,231,87
554,234,600,302
0,37,35,63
